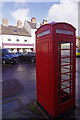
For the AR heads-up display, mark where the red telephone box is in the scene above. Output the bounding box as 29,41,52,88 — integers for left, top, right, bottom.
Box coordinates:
36,22,76,117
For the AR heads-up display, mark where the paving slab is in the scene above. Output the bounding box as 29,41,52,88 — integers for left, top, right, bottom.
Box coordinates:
2,100,19,118
19,95,31,105
27,90,37,101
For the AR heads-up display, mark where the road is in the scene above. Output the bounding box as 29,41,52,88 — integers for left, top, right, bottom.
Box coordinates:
2,58,80,119
2,62,36,98
76,57,80,106
2,58,80,106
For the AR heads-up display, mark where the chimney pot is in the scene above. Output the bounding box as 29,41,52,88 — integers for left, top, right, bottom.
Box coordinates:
31,17,36,23
3,18,8,26
42,20,47,24
17,20,22,28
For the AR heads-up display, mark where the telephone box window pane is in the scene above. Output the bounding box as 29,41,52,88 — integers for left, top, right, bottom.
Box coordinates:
61,73,70,80
61,88,71,103
61,81,70,89
61,65,70,73
61,58,70,65
61,50,70,57
61,94,71,103
61,88,70,96
61,42,70,49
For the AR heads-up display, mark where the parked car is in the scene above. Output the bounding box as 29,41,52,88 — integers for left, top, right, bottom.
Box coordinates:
18,52,36,63
16,52,22,57
2,49,18,64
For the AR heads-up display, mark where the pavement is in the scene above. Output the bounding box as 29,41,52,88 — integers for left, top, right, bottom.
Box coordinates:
2,91,42,119
1,57,80,119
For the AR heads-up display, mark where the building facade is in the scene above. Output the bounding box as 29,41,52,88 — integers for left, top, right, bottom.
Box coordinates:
24,17,39,51
0,18,51,52
0,18,38,52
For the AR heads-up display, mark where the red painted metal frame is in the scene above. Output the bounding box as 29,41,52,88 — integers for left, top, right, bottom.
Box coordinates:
36,22,76,117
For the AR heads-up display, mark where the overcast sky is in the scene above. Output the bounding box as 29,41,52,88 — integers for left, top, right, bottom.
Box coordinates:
0,0,79,35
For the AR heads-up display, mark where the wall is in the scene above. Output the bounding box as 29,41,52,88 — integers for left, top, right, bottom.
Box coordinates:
30,28,37,50
1,34,34,52
2,34,30,44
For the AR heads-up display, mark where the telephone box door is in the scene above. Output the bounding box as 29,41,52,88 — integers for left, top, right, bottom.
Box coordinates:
55,37,76,115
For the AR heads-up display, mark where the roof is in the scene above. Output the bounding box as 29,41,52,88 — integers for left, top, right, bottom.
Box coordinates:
36,22,76,33
27,21,37,29
49,22,76,29
1,25,31,37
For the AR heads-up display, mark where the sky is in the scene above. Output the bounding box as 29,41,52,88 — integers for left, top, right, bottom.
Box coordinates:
0,0,79,35
1,2,56,25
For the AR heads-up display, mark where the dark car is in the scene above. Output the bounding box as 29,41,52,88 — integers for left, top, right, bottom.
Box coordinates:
18,52,36,63
16,52,22,57
2,49,18,64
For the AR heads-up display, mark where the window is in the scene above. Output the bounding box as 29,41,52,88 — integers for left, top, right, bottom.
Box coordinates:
58,41,73,104
2,49,12,53
24,40,27,42
16,39,19,42
8,39,11,41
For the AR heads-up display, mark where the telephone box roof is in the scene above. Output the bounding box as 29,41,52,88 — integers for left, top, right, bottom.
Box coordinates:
49,22,76,29
36,22,76,33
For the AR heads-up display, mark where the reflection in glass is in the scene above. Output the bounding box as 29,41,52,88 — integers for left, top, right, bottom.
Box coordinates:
61,73,70,80
61,42,70,49
61,50,70,57
61,65,70,73
61,58,70,65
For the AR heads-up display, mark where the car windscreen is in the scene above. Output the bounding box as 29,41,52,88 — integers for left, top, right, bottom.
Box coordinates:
2,49,13,54
22,52,28,56
28,52,35,56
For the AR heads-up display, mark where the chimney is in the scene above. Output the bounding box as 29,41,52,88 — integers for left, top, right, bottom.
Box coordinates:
42,20,47,24
17,20,22,28
3,18,8,26
31,17,36,23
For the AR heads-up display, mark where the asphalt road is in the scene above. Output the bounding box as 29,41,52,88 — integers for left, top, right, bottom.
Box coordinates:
2,62,36,98
2,57,80,119
2,57,80,104
76,57,80,106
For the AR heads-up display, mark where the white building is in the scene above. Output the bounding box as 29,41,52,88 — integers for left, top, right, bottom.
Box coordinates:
24,17,40,51
0,25,1,49
0,18,48,52
0,18,39,52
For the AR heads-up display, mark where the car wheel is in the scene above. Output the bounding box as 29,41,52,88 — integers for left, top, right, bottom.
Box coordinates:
2,59,6,64
31,58,35,63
